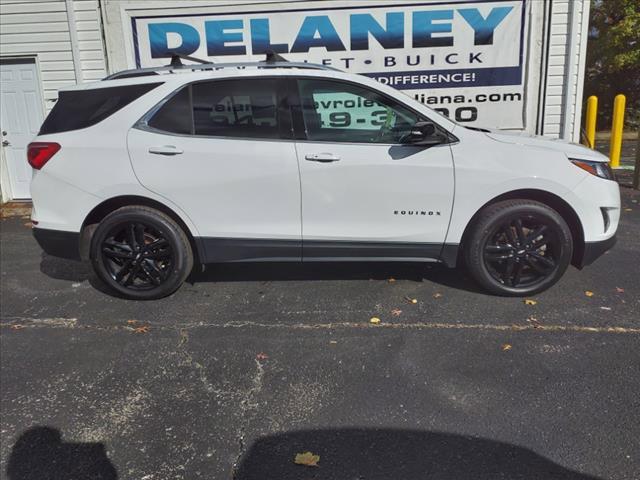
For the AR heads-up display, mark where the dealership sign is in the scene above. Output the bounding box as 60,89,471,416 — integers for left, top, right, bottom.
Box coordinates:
130,1,527,128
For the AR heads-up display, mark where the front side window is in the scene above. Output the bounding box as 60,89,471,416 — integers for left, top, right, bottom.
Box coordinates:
147,79,288,140
297,79,423,144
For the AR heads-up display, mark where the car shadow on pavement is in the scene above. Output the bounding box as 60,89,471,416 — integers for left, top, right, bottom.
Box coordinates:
191,262,486,294
5,426,118,479
234,428,602,480
39,253,92,282
39,253,122,297
39,253,486,296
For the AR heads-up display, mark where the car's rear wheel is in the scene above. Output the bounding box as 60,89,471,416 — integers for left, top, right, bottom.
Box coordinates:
90,206,193,300
464,200,573,296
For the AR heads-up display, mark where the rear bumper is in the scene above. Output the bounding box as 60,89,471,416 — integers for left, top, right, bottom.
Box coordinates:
576,235,616,269
33,227,81,261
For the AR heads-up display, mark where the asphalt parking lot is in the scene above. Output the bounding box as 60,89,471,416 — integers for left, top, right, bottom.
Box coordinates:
1,187,639,480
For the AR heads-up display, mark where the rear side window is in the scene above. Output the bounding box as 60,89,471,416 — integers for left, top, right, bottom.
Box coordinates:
146,79,290,140
39,83,162,135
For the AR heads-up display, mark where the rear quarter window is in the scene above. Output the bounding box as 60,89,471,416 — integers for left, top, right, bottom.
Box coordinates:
39,83,162,135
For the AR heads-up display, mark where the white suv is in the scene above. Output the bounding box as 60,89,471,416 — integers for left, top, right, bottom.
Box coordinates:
29,56,619,300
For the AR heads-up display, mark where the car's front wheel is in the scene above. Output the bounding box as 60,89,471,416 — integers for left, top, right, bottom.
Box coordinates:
90,206,193,300
464,199,573,296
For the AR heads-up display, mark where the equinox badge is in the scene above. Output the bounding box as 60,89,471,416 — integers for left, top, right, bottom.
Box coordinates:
394,210,441,216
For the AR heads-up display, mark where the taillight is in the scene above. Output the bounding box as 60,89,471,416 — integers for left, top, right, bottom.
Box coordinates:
27,142,61,170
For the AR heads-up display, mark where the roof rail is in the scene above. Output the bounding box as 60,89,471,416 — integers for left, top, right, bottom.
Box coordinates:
103,51,339,81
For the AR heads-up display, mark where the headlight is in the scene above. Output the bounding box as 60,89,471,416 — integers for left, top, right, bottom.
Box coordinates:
569,158,614,180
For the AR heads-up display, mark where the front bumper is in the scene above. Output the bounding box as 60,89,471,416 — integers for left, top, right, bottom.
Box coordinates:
33,227,81,261
576,235,617,269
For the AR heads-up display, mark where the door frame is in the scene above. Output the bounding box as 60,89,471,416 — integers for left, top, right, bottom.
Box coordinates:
0,55,46,202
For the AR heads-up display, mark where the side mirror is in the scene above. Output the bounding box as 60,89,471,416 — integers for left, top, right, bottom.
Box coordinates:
407,121,445,146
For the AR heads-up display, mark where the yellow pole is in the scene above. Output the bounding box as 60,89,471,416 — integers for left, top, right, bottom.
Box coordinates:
585,96,598,148
609,94,626,168
633,131,640,190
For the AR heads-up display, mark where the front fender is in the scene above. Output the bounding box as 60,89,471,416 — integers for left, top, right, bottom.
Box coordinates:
445,177,578,245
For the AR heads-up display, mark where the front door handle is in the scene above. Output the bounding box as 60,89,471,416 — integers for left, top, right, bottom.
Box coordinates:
1,140,9,147
148,145,183,156
305,153,340,163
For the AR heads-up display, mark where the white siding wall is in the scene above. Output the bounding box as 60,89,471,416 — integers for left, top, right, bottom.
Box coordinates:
542,0,590,140
74,0,108,82
0,0,107,111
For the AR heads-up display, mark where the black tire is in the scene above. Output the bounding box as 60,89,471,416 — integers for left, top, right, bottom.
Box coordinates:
90,206,193,300
464,199,573,296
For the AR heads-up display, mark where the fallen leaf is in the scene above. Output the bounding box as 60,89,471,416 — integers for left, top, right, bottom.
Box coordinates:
10,324,24,330
133,326,150,334
127,320,137,325
524,299,537,306
502,343,512,351
329,340,338,345
370,317,381,324
387,277,396,283
616,287,625,293
294,452,320,467
390,309,402,317
433,293,443,299
404,296,418,304
256,352,269,360
600,306,612,311
585,291,594,297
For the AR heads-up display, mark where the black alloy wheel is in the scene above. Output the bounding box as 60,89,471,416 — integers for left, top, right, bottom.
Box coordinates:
101,222,173,290
483,215,560,289
465,200,573,296
91,206,193,300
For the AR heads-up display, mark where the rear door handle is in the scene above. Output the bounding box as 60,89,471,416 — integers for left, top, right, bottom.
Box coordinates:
148,145,183,155
305,153,340,163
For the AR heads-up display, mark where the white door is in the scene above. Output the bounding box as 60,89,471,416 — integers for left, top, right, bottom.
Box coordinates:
128,77,302,262
293,78,455,259
0,59,45,199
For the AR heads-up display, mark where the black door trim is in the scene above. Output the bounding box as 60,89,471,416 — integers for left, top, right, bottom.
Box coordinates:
199,237,458,265
202,237,302,262
303,239,442,261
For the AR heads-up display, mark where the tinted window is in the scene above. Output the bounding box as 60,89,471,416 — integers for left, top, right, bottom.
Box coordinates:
148,87,192,135
146,79,288,139
297,79,422,144
39,83,162,135
192,79,283,138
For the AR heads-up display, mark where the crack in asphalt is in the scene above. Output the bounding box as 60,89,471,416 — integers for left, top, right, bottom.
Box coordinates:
171,326,267,478
175,328,235,399
231,358,265,479
207,320,640,334
1,317,78,327
2,318,640,334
